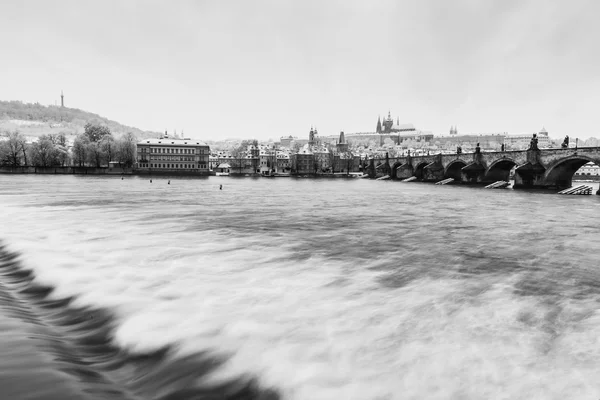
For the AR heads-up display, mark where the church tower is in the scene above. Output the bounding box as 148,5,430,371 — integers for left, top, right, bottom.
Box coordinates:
60,90,64,108
376,116,382,133
308,126,315,146
383,111,394,133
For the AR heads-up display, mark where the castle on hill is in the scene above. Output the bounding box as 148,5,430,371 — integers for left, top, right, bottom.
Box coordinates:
376,111,417,134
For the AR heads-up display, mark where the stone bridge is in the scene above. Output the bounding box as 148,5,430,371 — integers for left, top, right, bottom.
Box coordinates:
369,147,600,189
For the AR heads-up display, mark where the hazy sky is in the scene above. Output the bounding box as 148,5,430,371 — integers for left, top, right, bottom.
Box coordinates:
2,0,599,140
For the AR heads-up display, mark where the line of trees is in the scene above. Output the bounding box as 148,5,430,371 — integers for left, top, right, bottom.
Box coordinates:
229,139,259,173
0,123,137,168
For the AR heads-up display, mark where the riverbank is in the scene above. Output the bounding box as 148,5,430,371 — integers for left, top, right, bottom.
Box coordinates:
0,166,133,175
0,167,363,178
573,176,600,182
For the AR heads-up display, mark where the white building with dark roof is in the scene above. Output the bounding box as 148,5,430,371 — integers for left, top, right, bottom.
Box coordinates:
575,162,599,177
136,135,210,173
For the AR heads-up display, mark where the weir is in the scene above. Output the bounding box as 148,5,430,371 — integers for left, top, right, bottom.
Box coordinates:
558,185,593,195
484,181,510,189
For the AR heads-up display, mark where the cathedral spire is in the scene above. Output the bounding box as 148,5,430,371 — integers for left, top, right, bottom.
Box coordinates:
376,116,382,133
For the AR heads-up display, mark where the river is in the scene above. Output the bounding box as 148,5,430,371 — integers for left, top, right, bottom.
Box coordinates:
1,175,599,400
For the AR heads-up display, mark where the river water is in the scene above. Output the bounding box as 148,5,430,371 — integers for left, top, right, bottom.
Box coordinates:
0,175,599,400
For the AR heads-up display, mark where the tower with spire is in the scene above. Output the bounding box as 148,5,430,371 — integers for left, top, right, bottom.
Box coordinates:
382,111,394,133
336,131,348,153
60,90,64,108
376,116,382,133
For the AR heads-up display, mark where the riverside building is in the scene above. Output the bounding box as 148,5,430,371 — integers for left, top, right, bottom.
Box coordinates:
136,135,210,173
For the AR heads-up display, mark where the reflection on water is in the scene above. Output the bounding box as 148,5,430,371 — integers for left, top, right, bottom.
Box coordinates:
1,175,599,400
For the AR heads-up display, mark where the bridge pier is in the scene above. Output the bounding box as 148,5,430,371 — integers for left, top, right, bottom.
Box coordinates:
368,158,376,179
395,164,414,180
424,162,444,182
461,163,486,183
514,163,546,188
514,149,547,188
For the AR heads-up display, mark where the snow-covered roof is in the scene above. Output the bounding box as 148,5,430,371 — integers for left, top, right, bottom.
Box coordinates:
392,123,416,131
139,138,208,146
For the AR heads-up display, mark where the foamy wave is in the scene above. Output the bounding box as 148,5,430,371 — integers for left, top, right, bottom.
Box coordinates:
0,242,280,400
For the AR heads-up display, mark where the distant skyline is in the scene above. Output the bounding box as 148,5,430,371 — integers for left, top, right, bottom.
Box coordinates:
2,0,600,140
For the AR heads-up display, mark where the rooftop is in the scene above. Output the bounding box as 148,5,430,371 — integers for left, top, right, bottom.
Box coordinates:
138,138,208,146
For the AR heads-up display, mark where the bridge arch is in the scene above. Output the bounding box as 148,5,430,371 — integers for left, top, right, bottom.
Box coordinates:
444,160,467,181
414,161,429,180
543,155,598,189
484,158,518,182
391,161,403,180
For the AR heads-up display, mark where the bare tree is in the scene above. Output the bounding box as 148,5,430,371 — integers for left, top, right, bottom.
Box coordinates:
30,135,58,167
87,141,103,167
1,131,28,166
230,143,245,173
250,139,259,173
45,132,69,166
84,122,111,142
117,132,137,167
100,134,115,163
72,134,90,167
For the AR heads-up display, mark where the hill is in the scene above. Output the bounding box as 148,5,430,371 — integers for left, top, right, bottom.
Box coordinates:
0,100,160,140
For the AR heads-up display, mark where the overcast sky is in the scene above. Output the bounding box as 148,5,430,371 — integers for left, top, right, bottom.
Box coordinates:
2,0,599,140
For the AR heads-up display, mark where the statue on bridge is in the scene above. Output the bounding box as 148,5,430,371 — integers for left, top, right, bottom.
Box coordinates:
457,146,462,154
528,134,539,151
501,143,505,152
475,143,481,154
561,135,569,149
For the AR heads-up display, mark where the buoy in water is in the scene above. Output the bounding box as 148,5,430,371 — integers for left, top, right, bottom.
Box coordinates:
168,180,171,185
220,185,222,190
